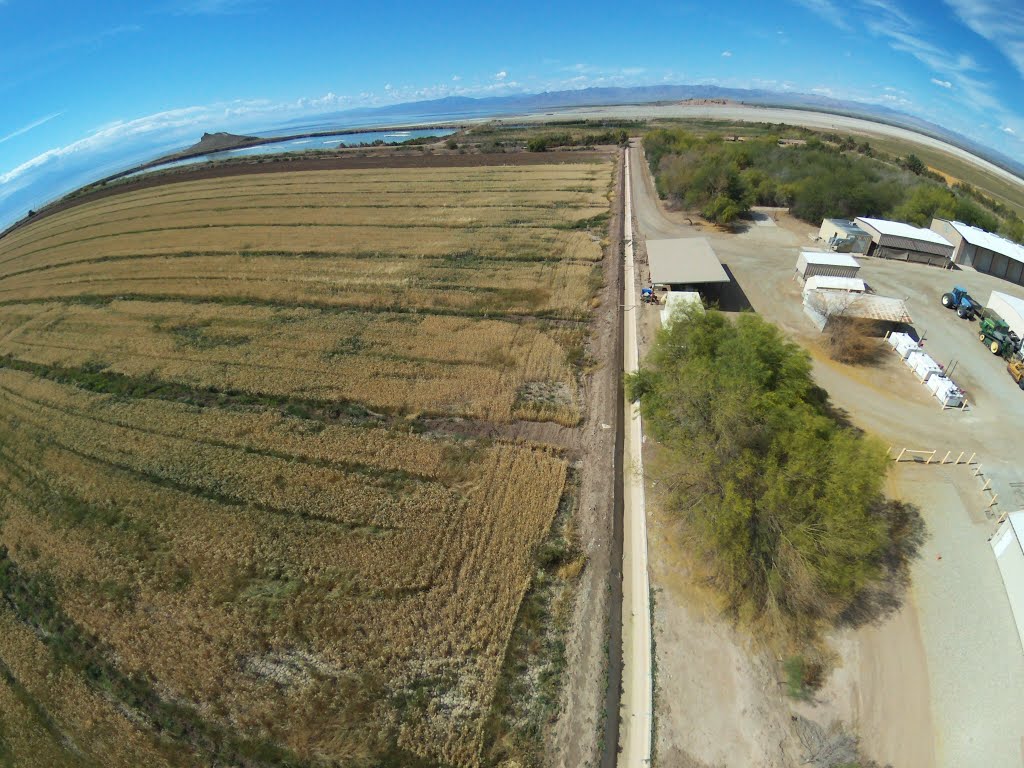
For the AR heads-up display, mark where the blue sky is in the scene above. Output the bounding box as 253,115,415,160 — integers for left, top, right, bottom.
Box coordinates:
1,0,1023,226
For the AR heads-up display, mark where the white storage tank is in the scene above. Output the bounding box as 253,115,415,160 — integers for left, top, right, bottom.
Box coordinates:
930,376,964,407
887,331,912,350
905,349,927,369
913,354,943,382
895,335,920,359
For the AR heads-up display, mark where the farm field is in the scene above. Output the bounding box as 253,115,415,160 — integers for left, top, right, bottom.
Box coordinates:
0,157,614,766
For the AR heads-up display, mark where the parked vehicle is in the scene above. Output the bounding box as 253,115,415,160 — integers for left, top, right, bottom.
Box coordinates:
1008,358,1024,390
979,316,1018,357
941,286,984,319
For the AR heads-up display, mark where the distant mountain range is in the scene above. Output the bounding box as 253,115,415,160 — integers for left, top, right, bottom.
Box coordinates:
289,85,1024,181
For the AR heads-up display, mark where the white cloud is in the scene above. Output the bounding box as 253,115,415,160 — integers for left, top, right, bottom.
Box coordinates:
721,50,732,57
944,0,1024,80
930,78,952,88
494,70,508,80
451,75,461,81
172,0,263,14
791,0,851,31
384,83,392,91
1004,126,1017,135
0,112,63,145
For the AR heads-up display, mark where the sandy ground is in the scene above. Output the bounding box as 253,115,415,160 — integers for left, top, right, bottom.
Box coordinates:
518,103,1024,192
627,142,1024,768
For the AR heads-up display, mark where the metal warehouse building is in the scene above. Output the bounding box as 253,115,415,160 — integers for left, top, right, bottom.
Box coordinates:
931,218,1024,287
646,238,730,296
855,216,954,266
795,250,861,282
817,218,871,253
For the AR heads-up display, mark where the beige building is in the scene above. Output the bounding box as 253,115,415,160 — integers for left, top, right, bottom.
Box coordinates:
816,218,871,253
931,218,1024,287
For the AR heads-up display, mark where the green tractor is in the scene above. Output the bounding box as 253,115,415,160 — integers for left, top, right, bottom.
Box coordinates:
978,316,1020,358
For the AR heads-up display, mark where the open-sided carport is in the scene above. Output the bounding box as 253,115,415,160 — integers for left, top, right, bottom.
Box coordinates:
646,237,730,301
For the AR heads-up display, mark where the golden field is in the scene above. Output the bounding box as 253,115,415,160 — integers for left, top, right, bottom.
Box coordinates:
0,157,613,766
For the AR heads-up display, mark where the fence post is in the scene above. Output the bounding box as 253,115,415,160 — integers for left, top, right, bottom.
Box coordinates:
926,450,937,465
942,451,951,465
968,452,976,465
974,464,983,477
896,448,907,462
956,452,965,465
988,494,999,508
982,478,992,491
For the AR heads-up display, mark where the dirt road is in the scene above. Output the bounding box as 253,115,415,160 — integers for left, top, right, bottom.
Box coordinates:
617,147,654,768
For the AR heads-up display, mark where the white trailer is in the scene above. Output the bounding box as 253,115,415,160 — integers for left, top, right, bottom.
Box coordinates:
991,511,1024,650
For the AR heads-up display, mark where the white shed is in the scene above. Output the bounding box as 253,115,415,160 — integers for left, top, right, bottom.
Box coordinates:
803,275,866,293
660,291,704,328
795,251,861,282
987,291,1024,340
991,511,1024,650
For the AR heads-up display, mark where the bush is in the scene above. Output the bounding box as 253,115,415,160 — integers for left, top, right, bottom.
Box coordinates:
626,309,923,638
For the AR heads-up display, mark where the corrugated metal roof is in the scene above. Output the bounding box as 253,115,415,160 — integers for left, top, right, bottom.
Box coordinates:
856,217,953,246
647,238,729,284
800,250,861,268
950,221,1024,265
804,276,866,292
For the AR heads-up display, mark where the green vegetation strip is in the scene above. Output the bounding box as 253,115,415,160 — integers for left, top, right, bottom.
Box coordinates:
627,309,923,642
0,292,591,323
0,548,312,768
643,127,1024,242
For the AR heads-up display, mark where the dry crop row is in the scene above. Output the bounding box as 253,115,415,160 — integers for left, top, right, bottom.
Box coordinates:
0,224,604,278
0,299,583,424
0,365,567,765
0,252,600,318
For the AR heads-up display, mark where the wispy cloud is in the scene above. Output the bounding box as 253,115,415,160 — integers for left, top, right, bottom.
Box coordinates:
930,78,952,88
0,111,63,145
171,0,264,15
791,0,850,32
944,0,1024,80
721,50,733,57
1004,126,1017,135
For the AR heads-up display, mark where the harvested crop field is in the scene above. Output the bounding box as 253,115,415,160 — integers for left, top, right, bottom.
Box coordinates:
0,157,614,767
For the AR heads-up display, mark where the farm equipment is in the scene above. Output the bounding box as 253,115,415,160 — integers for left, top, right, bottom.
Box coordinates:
1009,358,1024,390
640,287,661,305
978,315,1018,357
941,286,984,319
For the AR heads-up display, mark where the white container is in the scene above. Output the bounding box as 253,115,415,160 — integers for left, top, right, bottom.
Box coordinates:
888,331,910,350
913,354,943,382
904,349,926,369
926,374,948,395
931,377,964,407
895,335,920,359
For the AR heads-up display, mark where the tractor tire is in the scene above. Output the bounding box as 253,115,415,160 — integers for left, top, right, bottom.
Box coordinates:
991,341,1002,355
980,333,987,342
1019,378,1024,391
942,293,954,307
958,306,969,318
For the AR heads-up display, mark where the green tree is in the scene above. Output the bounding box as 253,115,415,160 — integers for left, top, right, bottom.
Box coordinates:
627,309,923,635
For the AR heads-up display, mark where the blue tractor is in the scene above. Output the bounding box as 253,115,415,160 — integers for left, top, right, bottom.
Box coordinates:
940,286,984,319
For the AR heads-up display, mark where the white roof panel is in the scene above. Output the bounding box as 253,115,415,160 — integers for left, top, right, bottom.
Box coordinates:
950,221,1024,265
800,250,861,268
806,289,912,324
804,276,866,292
647,238,729,284
856,217,953,246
